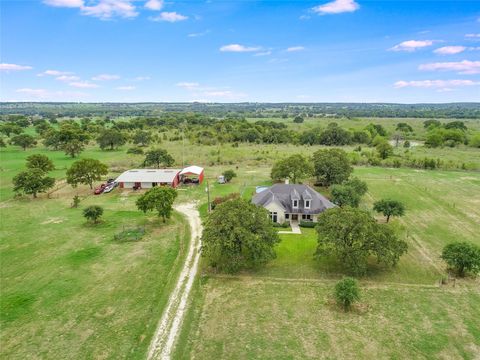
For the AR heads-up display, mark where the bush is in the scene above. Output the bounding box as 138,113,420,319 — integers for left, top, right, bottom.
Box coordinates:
334,277,360,311
127,147,144,154
272,222,290,228
83,205,104,224
113,227,146,242
299,220,317,228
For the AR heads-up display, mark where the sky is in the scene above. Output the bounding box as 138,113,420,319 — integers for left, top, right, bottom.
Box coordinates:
1,0,480,103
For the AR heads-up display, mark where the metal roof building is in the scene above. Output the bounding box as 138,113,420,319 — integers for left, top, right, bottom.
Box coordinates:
116,169,181,189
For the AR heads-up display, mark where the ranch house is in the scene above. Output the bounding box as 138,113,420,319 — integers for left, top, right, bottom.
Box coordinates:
252,184,335,224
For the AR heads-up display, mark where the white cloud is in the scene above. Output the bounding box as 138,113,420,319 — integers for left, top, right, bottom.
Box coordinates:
0,63,33,71
202,90,247,100
116,85,135,90
312,0,359,15
390,40,435,52
220,44,261,52
151,11,188,22
144,0,163,11
69,81,100,88
92,73,120,81
419,60,480,74
43,0,83,7
254,51,272,56
56,75,80,82
134,76,150,81
44,0,138,19
38,69,72,76
188,30,210,38
81,0,138,20
434,46,466,55
286,46,305,52
176,82,200,90
465,33,480,38
394,79,479,90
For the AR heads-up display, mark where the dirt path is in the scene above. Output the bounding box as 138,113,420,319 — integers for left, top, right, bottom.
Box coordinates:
146,202,202,360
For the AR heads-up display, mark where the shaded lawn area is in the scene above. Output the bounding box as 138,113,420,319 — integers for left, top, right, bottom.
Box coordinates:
176,277,480,360
0,192,190,359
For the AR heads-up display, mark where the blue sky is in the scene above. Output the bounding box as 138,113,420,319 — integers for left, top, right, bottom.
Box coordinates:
1,0,479,103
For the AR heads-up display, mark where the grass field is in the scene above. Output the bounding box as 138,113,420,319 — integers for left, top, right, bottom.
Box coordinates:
1,122,480,359
0,144,192,359
175,168,480,359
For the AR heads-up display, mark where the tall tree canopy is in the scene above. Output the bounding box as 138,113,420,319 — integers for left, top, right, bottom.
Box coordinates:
312,148,353,187
96,129,127,150
13,168,55,198
66,158,108,189
10,134,37,150
143,149,175,168
271,154,313,183
26,154,55,173
316,207,408,275
136,186,177,222
202,198,280,273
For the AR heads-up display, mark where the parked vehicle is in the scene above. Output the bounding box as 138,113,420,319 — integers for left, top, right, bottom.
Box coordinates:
94,183,106,195
218,175,226,184
103,183,115,193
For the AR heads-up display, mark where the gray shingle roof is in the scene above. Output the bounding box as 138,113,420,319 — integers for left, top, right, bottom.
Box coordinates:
252,184,335,215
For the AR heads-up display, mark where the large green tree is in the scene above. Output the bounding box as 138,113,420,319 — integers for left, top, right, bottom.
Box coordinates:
202,198,280,273
316,207,408,275
13,168,55,198
62,139,85,158
96,129,127,150
136,186,178,222
66,158,108,189
10,134,37,150
330,177,368,208
26,154,55,173
271,154,313,183
373,199,405,223
0,123,23,137
132,130,152,147
143,149,175,168
312,148,353,187
441,242,480,277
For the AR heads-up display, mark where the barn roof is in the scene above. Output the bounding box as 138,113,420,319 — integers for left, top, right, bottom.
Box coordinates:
180,166,204,176
116,169,181,183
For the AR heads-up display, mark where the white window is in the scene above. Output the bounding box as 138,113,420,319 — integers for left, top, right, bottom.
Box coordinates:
305,200,311,209
293,200,298,208
269,212,278,222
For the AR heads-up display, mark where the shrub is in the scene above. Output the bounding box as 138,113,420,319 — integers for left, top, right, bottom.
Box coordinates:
334,277,360,311
113,227,146,242
299,220,317,228
83,205,104,224
127,147,144,154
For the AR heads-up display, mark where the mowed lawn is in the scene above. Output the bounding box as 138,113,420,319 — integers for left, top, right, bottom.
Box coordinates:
175,168,480,359
0,145,191,359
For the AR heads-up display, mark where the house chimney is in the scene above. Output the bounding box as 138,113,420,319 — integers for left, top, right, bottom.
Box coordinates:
285,179,289,185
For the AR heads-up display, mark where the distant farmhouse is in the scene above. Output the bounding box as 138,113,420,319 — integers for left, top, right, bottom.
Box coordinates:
116,166,204,189
252,184,335,223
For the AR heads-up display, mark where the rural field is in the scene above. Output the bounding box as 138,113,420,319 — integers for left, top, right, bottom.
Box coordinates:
174,167,480,360
1,116,479,359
